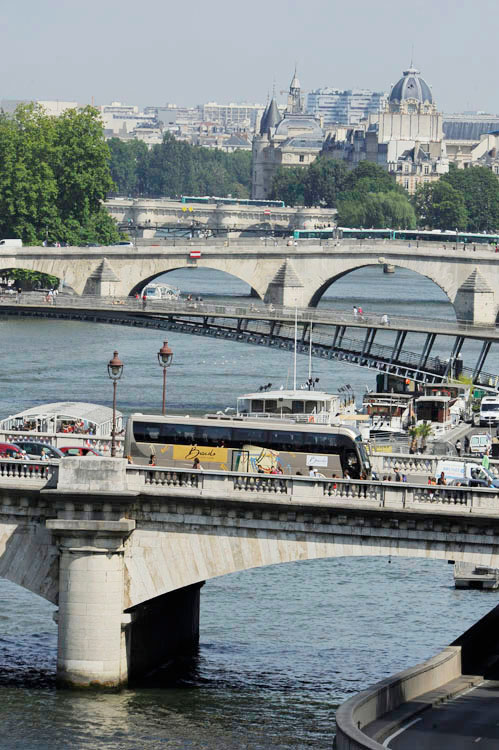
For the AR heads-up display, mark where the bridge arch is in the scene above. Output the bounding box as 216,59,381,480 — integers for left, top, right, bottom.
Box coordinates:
307,261,455,312
125,260,266,300
125,523,495,608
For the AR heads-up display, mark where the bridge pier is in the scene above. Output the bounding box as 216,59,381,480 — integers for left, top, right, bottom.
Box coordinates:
47,518,135,689
453,269,497,327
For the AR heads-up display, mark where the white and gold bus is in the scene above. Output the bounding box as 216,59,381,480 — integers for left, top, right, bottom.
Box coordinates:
124,414,370,478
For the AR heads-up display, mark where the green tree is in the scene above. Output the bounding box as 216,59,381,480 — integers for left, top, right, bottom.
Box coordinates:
303,157,348,207
0,104,120,245
413,180,468,230
442,164,499,232
337,191,415,228
343,161,401,195
269,166,307,206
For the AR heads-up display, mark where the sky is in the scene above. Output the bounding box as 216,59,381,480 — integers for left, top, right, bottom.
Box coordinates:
1,0,496,114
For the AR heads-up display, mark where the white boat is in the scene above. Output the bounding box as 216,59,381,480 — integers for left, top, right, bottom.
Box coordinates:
362,392,414,437
141,282,180,301
0,402,123,455
236,387,357,426
415,383,470,437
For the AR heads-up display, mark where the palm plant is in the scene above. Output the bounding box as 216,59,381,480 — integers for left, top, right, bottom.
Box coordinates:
417,421,433,453
408,426,419,454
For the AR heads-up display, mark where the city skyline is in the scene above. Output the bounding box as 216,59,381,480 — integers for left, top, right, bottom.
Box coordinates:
1,0,497,114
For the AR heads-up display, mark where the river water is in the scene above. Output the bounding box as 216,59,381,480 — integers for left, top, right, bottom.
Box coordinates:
0,266,498,749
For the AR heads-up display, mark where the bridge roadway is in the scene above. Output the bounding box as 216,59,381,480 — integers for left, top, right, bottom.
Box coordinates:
2,294,499,386
2,455,499,691
1,239,499,324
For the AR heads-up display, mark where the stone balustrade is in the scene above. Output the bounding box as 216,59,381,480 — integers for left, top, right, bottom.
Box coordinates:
372,452,499,477
0,458,58,483
126,465,499,513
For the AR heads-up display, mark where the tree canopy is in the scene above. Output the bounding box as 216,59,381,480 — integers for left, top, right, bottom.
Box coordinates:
0,104,120,246
413,165,499,232
108,134,252,198
337,191,416,229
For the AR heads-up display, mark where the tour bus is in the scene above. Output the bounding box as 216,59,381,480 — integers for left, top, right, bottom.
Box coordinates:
124,414,371,478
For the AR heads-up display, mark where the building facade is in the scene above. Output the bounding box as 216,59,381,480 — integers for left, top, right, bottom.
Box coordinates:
323,66,449,193
306,87,385,126
251,71,325,199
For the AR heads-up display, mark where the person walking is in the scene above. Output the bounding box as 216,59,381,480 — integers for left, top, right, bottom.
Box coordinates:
464,434,470,454
352,305,358,318
455,439,462,457
482,449,491,471
193,457,203,470
142,293,147,310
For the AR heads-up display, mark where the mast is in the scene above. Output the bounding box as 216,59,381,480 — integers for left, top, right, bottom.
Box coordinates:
293,307,298,391
308,321,313,383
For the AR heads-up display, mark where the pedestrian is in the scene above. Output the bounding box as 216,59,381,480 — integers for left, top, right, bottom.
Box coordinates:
142,293,147,310
148,454,156,466
464,434,470,454
482,449,491,471
352,305,358,318
193,457,203,470
381,313,390,325
455,439,462,457
358,305,364,318
309,467,317,477
437,471,446,485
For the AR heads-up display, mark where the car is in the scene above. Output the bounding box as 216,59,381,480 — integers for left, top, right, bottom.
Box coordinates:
59,446,103,457
13,441,64,460
0,442,28,459
112,241,134,247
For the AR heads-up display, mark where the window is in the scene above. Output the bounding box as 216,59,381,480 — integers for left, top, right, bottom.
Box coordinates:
299,155,304,162
404,179,409,189
424,166,429,175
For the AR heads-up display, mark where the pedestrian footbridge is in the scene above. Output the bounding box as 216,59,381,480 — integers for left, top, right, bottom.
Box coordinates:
2,296,499,387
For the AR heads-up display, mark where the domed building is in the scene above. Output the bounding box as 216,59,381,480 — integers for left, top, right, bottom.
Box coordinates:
251,70,325,200
323,64,448,193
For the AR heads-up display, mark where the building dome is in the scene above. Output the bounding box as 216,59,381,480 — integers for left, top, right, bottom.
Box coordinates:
389,66,433,105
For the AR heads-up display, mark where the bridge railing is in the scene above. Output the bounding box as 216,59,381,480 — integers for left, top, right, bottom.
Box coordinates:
0,458,58,484
125,465,499,514
371,452,499,478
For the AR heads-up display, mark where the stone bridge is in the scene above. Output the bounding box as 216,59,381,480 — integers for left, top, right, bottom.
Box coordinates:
2,456,499,689
2,239,499,325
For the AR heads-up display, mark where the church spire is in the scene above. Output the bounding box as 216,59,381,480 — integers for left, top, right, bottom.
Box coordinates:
287,65,303,114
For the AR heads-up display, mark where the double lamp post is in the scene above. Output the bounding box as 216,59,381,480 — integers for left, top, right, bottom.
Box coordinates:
107,340,173,457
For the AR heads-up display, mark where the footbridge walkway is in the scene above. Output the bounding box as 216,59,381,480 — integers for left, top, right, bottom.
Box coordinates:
3,295,499,387
2,456,499,690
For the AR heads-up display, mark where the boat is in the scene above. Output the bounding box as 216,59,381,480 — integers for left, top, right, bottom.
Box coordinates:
453,561,499,590
0,402,123,455
236,387,356,425
415,383,470,437
141,282,180,302
362,392,414,438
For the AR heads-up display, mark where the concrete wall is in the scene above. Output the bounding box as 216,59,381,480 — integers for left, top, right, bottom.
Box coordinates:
335,646,462,750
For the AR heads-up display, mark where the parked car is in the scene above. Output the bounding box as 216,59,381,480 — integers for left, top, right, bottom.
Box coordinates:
59,446,103,457
0,442,28,458
13,441,64,460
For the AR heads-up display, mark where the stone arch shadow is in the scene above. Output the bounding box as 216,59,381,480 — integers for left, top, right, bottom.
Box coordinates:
0,265,67,292
306,261,456,317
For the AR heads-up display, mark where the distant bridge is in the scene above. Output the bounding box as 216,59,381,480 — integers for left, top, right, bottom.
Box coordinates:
0,239,499,325
1,296,499,387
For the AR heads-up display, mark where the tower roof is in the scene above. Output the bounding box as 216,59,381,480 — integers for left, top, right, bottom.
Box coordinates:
260,97,280,134
389,66,433,105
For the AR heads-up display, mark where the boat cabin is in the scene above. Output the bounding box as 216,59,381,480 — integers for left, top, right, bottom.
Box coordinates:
362,393,414,434
236,389,352,424
141,282,180,301
0,402,122,437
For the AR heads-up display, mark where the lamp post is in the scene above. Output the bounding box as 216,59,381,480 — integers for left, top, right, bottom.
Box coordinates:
157,340,173,415
107,350,124,457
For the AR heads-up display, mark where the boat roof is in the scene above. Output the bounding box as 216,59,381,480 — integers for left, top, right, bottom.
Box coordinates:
416,396,453,403
3,401,121,425
238,390,340,401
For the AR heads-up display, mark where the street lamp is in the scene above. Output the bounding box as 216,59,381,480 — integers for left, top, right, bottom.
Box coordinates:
157,340,173,415
107,350,124,457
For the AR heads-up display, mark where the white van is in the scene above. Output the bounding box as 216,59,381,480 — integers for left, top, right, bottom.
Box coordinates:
436,459,499,488
479,396,499,427
0,239,22,248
